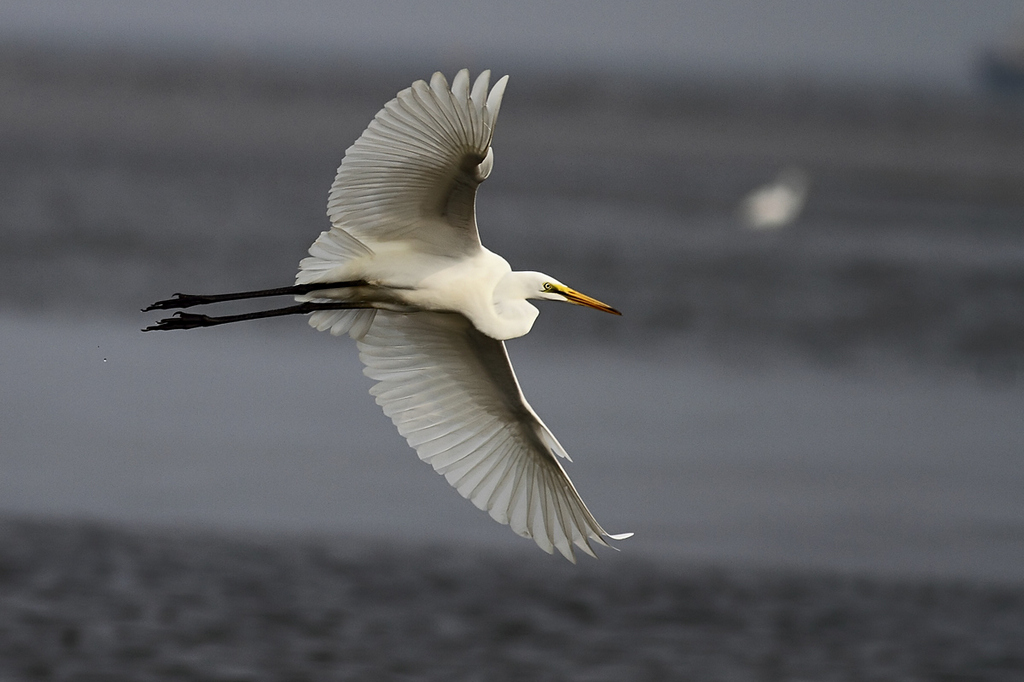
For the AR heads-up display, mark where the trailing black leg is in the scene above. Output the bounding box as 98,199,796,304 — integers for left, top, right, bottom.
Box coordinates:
142,281,367,312
142,301,371,331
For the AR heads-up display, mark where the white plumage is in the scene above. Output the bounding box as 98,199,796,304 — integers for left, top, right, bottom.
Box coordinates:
359,312,625,559
144,70,630,562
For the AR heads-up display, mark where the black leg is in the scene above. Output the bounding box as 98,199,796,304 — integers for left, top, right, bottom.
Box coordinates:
142,281,367,311
142,301,371,331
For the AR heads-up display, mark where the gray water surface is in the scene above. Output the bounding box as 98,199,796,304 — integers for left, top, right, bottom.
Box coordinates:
3,313,1022,584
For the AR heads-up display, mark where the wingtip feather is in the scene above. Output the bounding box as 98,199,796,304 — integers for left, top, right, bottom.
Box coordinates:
429,71,449,96
451,69,470,101
471,70,491,104
486,75,509,120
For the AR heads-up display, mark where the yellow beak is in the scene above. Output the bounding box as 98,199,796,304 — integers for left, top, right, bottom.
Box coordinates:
559,286,622,315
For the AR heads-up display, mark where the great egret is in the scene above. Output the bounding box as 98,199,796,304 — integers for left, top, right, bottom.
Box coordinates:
144,69,631,561
739,166,809,230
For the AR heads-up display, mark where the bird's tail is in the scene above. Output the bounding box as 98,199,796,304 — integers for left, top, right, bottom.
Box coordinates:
296,227,377,339
296,226,373,284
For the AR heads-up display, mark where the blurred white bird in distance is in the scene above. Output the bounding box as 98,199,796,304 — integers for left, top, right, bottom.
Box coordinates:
739,166,810,230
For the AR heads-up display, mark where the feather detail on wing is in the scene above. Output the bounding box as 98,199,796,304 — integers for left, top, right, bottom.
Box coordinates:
357,311,631,562
304,69,507,277
309,309,378,339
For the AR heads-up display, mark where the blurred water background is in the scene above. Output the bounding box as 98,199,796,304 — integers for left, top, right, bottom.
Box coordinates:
1,2,1024,679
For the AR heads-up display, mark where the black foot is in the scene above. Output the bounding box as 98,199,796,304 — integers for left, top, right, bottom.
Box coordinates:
142,312,216,331
142,293,219,312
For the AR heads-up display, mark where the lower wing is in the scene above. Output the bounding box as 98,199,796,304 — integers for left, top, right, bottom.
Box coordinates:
356,311,631,562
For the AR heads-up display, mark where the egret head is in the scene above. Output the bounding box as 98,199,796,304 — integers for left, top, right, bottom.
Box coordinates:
527,273,621,315
489,271,620,340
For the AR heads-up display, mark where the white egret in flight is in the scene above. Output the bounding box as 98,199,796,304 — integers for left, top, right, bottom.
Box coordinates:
739,166,810,230
144,69,631,561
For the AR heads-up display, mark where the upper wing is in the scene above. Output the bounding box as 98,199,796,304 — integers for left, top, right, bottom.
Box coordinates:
324,69,508,257
357,311,631,562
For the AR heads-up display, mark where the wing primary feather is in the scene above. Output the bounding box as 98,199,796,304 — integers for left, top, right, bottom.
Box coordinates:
525,468,545,551
540,469,563,559
430,427,506,474
466,70,490,141
449,434,513,496
505,449,532,536
470,70,491,107
429,71,450,96
546,472,577,561
433,71,472,147
548,474,578,554
451,68,470,102
473,439,519,506
485,76,509,129
409,80,461,150
411,416,498,459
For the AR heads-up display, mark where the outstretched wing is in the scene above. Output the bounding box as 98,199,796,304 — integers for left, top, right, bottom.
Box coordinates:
324,69,508,258
357,311,631,562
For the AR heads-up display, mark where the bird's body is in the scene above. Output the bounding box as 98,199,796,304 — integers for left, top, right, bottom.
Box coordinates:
144,69,630,561
300,244,544,341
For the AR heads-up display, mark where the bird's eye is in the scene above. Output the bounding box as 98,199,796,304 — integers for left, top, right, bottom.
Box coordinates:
542,282,554,292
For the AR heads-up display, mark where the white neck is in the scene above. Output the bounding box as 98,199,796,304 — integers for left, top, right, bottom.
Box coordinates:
481,271,542,340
